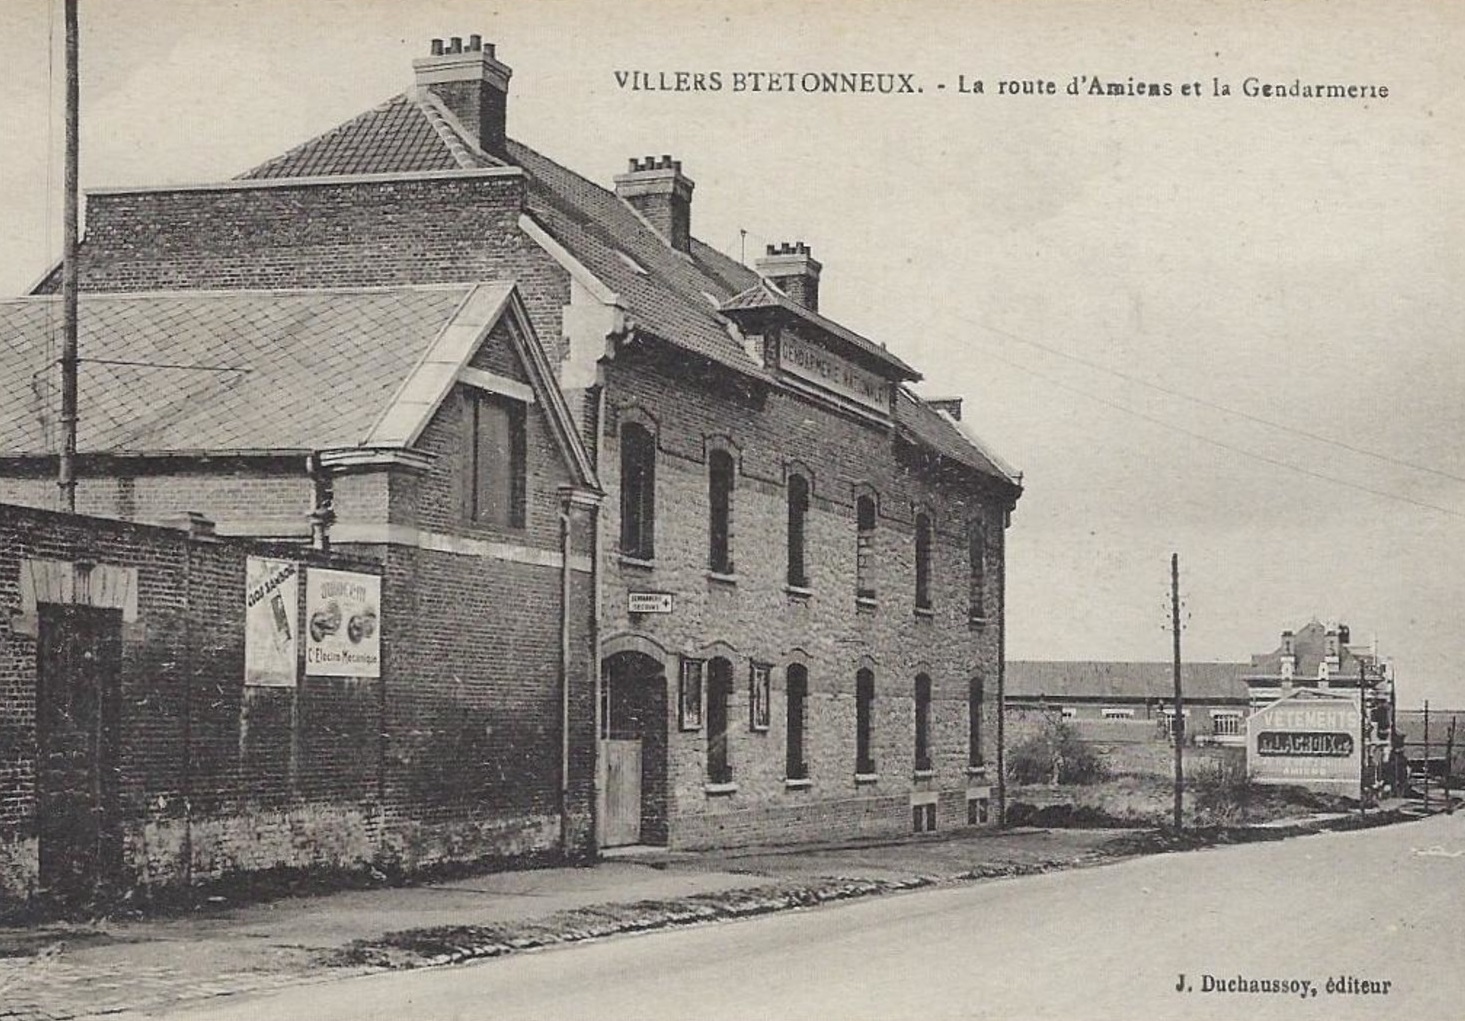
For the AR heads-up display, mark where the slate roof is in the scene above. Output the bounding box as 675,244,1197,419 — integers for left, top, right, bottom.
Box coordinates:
0,285,479,455
1005,661,1252,702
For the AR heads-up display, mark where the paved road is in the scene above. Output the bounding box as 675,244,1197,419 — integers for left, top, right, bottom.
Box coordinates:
131,812,1464,1021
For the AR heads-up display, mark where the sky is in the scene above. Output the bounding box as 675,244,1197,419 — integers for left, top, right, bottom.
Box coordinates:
1,0,1462,705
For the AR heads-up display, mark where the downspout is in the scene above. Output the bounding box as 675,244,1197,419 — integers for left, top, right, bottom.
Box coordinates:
996,505,1009,826
590,387,606,858
559,501,573,856
307,453,334,552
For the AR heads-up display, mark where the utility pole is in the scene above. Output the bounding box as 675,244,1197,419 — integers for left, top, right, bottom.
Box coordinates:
1358,659,1367,816
1422,699,1430,813
1445,719,1456,814
58,0,80,511
1170,552,1183,830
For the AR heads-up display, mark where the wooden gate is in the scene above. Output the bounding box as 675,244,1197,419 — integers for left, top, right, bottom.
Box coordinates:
36,604,123,904
601,739,643,847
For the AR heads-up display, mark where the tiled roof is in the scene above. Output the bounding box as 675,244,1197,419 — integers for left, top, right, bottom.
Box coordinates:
1006,661,1252,702
118,87,1016,489
239,93,499,180
0,285,478,455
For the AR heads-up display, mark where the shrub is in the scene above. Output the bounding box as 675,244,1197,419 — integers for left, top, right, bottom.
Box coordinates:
1189,751,1256,823
1006,718,1108,785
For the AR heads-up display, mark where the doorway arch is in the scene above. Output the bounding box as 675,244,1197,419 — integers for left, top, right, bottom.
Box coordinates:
602,648,669,846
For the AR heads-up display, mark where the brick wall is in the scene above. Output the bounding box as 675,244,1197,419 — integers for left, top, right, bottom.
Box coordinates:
59,176,572,365
597,349,1008,848
0,502,382,903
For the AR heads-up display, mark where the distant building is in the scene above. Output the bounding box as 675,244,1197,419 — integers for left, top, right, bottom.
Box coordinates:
1243,620,1388,707
1004,661,1251,744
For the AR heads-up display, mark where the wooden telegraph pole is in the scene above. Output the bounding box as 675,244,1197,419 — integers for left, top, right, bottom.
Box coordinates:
1170,553,1183,830
58,0,80,511
1358,660,1367,816
1422,700,1430,813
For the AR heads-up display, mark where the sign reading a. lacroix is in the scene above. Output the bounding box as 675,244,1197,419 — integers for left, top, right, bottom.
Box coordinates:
304,568,381,678
1247,691,1360,789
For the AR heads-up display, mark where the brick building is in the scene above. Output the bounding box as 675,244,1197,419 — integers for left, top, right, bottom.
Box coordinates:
1005,661,1252,745
3,35,1021,853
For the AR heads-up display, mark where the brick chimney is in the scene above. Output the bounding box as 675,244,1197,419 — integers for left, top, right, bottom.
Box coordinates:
615,156,694,253
413,35,512,157
756,241,822,312
1280,629,1295,681
927,398,964,421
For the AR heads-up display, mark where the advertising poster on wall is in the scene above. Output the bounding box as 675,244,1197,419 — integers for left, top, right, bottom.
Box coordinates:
304,568,382,678
244,556,299,687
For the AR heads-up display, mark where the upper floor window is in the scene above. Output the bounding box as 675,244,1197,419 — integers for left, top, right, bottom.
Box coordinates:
856,495,877,601
914,513,932,610
708,449,734,574
787,474,810,588
467,391,526,528
914,674,933,771
620,422,656,560
968,523,987,621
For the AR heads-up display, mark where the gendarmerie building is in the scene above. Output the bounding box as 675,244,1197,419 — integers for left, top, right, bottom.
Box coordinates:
2,35,1022,855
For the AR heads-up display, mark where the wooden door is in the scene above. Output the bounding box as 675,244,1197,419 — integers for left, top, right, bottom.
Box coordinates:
36,604,123,904
602,739,643,847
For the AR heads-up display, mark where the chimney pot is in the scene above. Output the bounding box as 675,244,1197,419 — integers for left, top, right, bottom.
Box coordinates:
413,34,513,156
615,152,695,252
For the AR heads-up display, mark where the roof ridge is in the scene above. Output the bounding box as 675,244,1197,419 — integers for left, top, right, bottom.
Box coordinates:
235,93,409,181
0,283,481,305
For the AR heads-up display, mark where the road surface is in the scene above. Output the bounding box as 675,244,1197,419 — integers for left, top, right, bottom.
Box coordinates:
135,811,1465,1021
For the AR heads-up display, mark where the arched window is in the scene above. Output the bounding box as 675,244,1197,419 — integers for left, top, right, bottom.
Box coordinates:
915,674,933,771
968,524,987,622
706,657,734,783
856,495,877,601
914,513,932,610
785,663,808,780
856,668,876,774
620,423,656,560
708,449,734,574
787,474,809,588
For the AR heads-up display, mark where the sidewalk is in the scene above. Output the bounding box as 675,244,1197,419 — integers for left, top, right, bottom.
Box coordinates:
0,810,1419,1021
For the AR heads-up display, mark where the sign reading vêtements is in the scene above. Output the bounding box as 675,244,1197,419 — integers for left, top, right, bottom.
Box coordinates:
305,568,381,677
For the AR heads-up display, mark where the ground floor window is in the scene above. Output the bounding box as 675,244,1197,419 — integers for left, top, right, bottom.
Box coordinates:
1211,710,1243,736
856,668,876,774
786,664,808,780
707,657,733,783
1101,707,1135,720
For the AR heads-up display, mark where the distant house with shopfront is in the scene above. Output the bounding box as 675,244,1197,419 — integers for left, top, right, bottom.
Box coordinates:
1005,660,1252,743
1243,620,1388,706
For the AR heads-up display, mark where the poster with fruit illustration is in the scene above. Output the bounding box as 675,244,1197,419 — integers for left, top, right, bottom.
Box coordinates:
304,568,381,678
244,556,299,686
